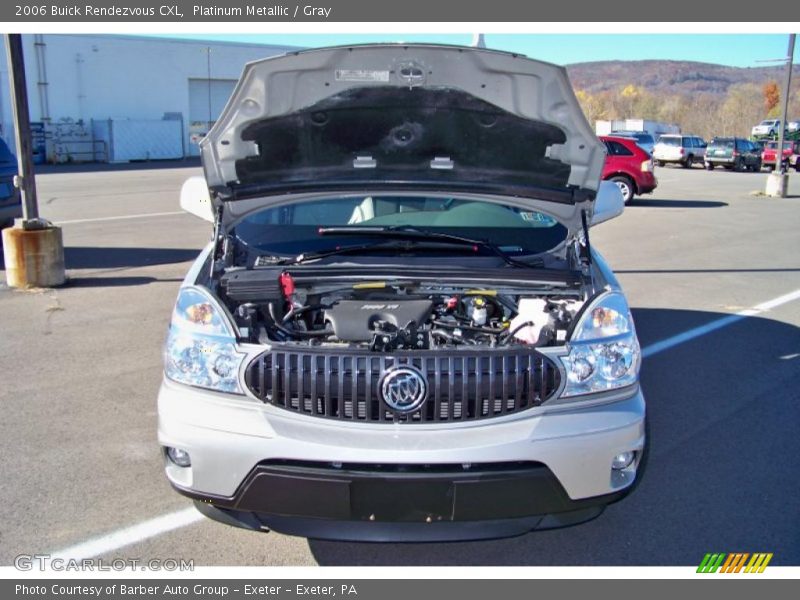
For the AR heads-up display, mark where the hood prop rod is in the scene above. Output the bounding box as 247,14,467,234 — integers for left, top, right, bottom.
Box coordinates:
209,204,224,279
580,208,593,266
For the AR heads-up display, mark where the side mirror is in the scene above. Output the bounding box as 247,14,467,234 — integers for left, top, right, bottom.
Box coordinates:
591,180,625,226
180,176,214,223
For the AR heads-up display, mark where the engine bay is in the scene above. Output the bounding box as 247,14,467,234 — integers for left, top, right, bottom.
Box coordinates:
218,266,588,351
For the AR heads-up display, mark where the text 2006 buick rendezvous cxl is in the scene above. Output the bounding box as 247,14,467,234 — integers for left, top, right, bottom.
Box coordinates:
158,44,646,541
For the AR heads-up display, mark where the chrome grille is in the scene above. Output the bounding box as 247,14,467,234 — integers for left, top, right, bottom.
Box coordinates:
245,347,561,423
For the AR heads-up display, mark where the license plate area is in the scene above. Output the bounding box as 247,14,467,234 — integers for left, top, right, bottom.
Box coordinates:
350,479,455,522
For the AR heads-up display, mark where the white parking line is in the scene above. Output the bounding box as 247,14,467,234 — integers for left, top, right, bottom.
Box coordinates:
54,211,185,225
48,287,800,560
642,287,800,358
50,508,203,561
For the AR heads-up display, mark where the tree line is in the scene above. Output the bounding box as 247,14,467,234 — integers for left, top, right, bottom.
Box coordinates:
575,81,800,139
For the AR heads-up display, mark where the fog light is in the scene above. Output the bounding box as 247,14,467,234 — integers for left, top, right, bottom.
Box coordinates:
167,447,191,467
611,451,635,470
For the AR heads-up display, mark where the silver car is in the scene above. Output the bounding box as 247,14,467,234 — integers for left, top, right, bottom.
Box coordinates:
159,44,646,542
653,134,707,168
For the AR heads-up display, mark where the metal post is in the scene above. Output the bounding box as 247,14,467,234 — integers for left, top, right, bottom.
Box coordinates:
5,33,41,224
776,34,795,175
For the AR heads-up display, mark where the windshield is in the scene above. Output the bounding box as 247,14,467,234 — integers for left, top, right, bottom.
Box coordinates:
658,137,680,146
233,195,568,258
634,134,654,144
766,141,793,150
710,139,735,149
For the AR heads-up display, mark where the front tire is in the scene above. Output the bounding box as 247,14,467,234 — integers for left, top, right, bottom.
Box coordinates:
705,162,714,170
656,160,665,167
609,175,635,204
682,155,693,168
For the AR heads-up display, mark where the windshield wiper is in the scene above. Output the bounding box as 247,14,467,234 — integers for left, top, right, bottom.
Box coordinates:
316,225,542,268
273,239,488,266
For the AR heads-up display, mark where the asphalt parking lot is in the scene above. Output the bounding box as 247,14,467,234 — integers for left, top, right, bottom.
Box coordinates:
0,162,798,566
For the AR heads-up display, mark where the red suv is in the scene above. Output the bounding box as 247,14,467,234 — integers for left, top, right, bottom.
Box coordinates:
599,135,658,203
761,140,800,171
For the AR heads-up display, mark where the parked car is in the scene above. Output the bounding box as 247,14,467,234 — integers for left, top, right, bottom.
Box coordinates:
653,134,706,167
600,135,658,203
610,130,655,155
0,138,21,228
752,119,781,137
704,137,762,171
160,44,646,542
788,121,800,132
761,139,800,171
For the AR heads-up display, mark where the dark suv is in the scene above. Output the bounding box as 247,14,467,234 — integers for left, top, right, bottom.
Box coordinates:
0,138,21,228
704,137,762,171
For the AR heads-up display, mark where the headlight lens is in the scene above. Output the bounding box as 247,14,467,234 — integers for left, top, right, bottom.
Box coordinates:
164,287,245,394
560,292,641,397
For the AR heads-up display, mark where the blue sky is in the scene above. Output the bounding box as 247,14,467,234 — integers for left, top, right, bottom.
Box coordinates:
144,33,797,67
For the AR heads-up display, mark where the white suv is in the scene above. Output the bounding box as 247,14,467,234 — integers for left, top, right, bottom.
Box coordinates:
653,134,706,168
752,119,781,137
158,44,646,542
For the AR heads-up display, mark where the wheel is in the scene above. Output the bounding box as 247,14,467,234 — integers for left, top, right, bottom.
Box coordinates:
609,175,635,204
733,158,744,172
682,155,693,168
795,162,800,173
767,164,774,172
705,162,714,170
656,160,665,167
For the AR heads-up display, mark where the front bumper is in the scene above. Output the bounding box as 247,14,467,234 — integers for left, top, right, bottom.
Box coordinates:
158,379,645,540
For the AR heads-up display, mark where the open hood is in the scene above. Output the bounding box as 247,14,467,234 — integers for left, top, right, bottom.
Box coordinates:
201,44,605,207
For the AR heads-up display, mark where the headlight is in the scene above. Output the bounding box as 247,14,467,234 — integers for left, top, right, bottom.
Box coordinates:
164,287,245,394
560,292,641,397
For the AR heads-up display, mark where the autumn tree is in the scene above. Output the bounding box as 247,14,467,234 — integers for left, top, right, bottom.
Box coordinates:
575,89,611,123
763,80,780,116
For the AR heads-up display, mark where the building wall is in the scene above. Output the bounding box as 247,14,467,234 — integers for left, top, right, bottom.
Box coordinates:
0,34,299,160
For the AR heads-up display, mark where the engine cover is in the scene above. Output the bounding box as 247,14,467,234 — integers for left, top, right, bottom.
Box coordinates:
324,299,433,342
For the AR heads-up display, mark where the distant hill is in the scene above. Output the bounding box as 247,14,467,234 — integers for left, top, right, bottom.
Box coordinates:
565,60,798,95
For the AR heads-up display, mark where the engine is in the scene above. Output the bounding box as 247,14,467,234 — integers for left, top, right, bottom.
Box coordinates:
222,270,585,351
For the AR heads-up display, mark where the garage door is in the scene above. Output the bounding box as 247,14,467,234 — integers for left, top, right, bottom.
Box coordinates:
188,78,237,156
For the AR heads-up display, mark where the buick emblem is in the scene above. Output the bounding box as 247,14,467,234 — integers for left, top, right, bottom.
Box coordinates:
380,366,428,413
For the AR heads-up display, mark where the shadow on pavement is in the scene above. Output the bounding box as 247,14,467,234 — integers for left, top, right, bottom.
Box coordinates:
65,276,184,287
307,307,800,565
64,247,200,269
629,199,728,208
